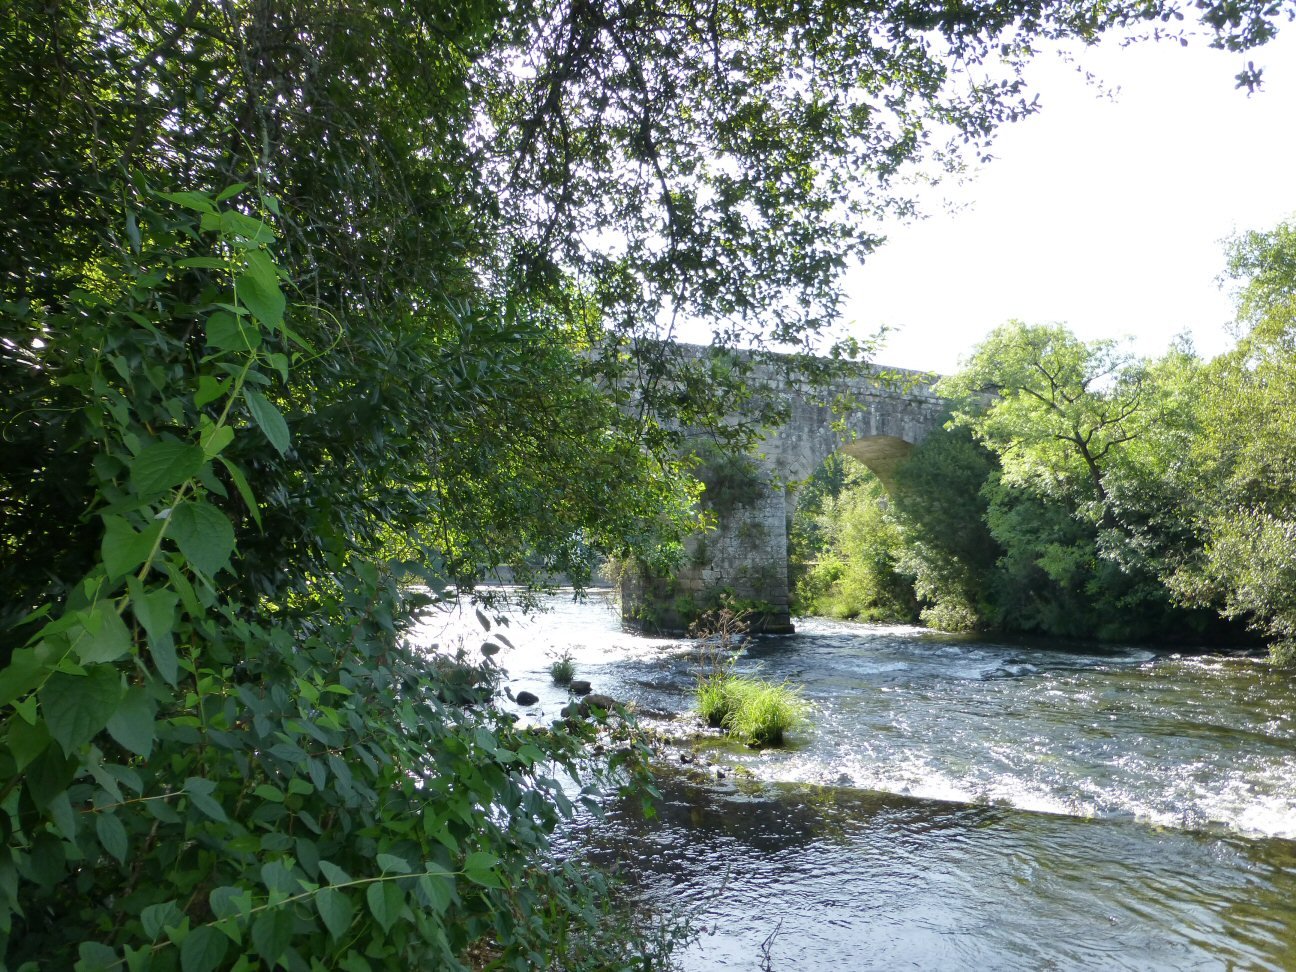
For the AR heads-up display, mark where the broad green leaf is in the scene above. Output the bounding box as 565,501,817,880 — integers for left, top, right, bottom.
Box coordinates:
238,250,285,327
169,501,235,577
175,256,228,270
260,860,295,894
318,861,351,886
209,886,249,921
215,209,275,244
419,872,454,916
216,182,249,202
95,810,129,863
250,909,292,966
184,777,228,822
200,423,234,459
0,645,45,707
158,191,217,214
127,581,179,685
106,685,156,757
206,311,259,352
244,391,290,456
6,715,50,771
463,851,502,888
69,602,132,664
74,941,118,972
376,853,411,875
131,442,204,497
49,788,78,840
253,784,284,803
102,516,163,581
315,887,354,940
142,901,183,940
194,375,230,408
40,666,124,755
124,210,141,253
180,925,228,972
122,944,151,972
365,881,403,933
218,457,262,528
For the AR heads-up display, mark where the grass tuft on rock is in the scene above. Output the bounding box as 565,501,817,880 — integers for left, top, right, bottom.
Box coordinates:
548,650,576,686
696,671,807,747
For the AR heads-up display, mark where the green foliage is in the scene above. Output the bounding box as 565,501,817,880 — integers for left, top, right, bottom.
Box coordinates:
695,672,807,748
1161,218,1296,662
790,459,917,621
890,427,1001,631
688,440,768,519
0,194,686,969
938,321,1151,514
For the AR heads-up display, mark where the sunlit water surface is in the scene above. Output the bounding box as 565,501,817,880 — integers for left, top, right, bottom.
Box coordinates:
413,590,1296,969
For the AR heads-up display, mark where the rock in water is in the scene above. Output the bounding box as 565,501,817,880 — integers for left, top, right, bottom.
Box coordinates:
569,679,592,695
514,690,539,707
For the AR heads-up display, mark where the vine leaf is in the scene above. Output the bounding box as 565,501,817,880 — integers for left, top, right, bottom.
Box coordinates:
365,881,404,933
95,810,128,863
101,516,162,581
169,501,235,578
239,249,285,327
179,925,228,972
315,888,354,941
130,442,204,497
183,777,228,823
245,391,291,456
39,666,124,755
106,685,156,757
68,602,132,664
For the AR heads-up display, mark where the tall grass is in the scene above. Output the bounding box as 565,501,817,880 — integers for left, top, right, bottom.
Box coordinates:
548,649,576,686
696,671,807,747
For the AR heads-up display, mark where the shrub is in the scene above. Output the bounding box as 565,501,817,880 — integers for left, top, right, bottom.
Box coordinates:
696,671,808,747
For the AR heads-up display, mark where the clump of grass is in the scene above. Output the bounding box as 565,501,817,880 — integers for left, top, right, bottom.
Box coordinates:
696,671,807,747
548,649,576,686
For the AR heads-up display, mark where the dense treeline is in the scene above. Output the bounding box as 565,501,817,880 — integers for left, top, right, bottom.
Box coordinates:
2,0,1293,968
793,221,1296,660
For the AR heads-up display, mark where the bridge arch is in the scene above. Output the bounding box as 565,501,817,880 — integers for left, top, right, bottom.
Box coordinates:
620,348,950,634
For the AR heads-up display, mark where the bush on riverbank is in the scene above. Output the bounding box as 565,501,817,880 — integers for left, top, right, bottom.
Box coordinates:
697,671,807,747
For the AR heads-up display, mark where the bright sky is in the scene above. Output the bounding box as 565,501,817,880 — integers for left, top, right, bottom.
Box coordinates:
841,30,1296,375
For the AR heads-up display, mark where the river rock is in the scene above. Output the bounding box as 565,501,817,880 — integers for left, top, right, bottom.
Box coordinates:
514,690,539,707
561,693,621,719
569,679,592,695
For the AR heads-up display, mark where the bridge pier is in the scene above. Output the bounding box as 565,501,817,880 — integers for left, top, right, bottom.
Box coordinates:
620,477,794,635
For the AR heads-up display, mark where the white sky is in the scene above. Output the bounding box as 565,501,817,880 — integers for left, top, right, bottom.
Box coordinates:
839,30,1296,375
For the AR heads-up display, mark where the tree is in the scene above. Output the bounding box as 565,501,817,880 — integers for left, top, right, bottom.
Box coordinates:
1166,218,1296,661
937,322,1154,514
890,425,1002,631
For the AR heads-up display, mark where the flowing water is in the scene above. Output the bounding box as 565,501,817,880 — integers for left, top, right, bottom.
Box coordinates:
416,590,1296,969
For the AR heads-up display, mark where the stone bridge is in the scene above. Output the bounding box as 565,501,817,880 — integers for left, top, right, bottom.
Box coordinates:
620,346,949,634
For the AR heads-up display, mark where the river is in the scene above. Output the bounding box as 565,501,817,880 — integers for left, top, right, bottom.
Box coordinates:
418,590,1296,969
